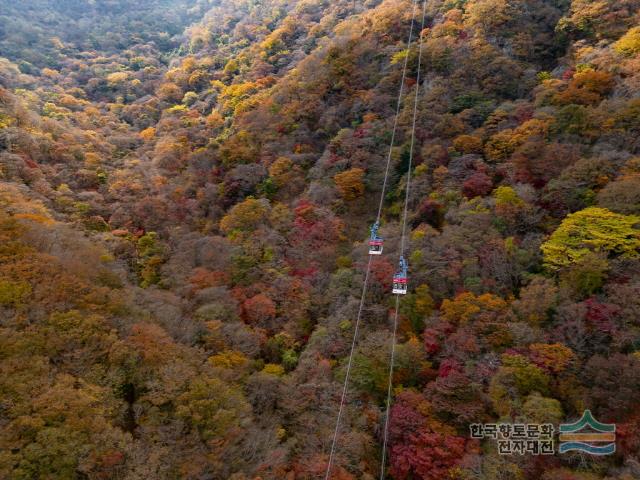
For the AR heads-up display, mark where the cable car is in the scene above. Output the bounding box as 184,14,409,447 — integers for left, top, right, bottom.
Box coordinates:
368,221,383,255
392,256,408,295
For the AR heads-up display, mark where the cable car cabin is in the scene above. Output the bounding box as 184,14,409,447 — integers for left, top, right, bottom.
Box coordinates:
392,275,408,295
369,239,383,255
369,221,384,255
392,256,409,295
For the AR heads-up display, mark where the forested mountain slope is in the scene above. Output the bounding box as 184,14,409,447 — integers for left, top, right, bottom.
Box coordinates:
2,0,640,478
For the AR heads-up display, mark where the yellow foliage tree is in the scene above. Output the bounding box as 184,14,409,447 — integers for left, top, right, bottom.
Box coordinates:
334,168,365,200
554,70,614,106
107,72,128,84
41,68,60,78
139,127,156,141
209,350,249,370
453,134,483,154
541,207,640,270
220,197,269,235
440,291,507,325
206,111,224,129
529,343,576,374
615,26,640,56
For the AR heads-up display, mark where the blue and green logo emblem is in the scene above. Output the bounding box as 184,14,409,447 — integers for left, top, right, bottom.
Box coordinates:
559,410,616,455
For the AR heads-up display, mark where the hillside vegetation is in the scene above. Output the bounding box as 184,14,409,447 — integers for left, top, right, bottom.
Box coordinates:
2,0,640,478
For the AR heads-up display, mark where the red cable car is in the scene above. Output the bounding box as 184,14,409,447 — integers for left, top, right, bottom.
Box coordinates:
392,256,408,295
369,221,383,255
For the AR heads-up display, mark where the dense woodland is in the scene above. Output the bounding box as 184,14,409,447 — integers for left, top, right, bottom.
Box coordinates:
1,0,640,478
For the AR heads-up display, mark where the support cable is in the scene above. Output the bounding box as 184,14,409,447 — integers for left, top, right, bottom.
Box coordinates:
376,0,419,223
324,1,421,478
379,0,428,477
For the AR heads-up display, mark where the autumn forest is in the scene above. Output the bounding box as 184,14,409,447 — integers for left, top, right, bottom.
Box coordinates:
1,0,640,479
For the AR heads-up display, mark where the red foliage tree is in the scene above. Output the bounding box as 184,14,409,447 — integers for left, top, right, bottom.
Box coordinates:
584,298,620,335
423,328,441,356
291,200,343,248
243,293,276,324
462,171,493,198
370,257,394,291
388,391,466,480
617,412,640,457
413,198,445,229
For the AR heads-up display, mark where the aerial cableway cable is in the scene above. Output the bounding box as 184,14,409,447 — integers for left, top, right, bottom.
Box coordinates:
379,0,428,478
324,1,421,478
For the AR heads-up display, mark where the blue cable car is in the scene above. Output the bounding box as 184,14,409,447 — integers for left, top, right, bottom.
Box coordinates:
392,256,408,295
368,221,383,255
